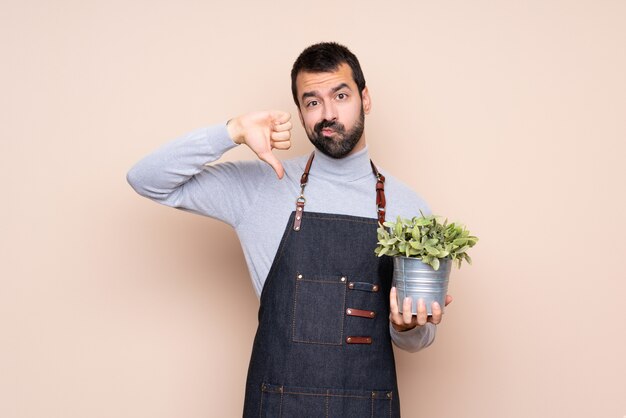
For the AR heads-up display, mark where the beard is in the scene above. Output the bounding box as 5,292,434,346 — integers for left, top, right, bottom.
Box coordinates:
306,107,365,159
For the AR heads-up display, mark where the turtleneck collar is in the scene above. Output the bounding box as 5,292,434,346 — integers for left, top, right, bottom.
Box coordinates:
308,145,374,182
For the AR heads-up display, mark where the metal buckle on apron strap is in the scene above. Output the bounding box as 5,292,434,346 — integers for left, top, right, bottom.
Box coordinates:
293,196,305,231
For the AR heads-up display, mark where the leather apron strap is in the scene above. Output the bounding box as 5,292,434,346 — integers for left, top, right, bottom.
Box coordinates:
292,152,387,231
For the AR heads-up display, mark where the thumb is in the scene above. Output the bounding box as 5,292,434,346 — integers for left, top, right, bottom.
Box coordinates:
258,150,285,179
269,110,291,124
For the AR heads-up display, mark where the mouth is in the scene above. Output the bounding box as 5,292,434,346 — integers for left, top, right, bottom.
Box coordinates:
321,128,335,136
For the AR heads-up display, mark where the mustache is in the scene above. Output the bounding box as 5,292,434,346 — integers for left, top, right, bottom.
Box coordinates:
314,120,345,134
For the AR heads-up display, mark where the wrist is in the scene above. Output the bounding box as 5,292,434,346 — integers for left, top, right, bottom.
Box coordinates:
391,321,417,332
226,117,244,145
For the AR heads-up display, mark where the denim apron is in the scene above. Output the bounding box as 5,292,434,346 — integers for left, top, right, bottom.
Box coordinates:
243,153,400,417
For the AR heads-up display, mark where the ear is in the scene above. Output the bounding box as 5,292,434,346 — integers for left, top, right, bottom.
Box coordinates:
361,86,372,114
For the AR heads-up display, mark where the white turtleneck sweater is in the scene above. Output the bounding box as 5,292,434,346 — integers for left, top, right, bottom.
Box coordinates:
127,123,436,352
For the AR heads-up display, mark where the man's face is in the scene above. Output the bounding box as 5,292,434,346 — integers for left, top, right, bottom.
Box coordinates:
295,63,371,158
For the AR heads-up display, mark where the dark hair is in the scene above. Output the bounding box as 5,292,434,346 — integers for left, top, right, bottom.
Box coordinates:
290,42,366,106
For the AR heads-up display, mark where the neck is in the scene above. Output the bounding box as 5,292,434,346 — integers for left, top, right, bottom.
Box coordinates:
311,143,373,181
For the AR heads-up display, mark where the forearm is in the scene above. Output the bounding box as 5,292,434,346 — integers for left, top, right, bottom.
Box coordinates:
126,123,236,203
389,322,436,353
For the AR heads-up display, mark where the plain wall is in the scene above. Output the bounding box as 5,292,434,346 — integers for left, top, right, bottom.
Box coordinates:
1,0,625,417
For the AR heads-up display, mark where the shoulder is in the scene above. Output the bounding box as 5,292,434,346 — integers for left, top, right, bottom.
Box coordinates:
378,168,432,219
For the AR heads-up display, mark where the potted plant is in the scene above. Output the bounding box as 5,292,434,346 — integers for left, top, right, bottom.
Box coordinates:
374,213,478,315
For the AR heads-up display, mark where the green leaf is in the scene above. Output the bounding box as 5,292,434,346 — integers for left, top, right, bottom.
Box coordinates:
411,225,421,240
395,221,403,237
453,238,468,246
456,245,470,254
425,246,440,256
431,257,440,270
415,217,431,226
409,241,423,250
378,247,388,257
426,238,439,246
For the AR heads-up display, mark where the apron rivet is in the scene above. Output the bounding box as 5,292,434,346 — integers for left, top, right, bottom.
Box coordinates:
387,392,392,398
340,277,346,282
346,309,352,314
348,282,354,289
297,274,302,279
295,226,300,231
372,285,379,292
372,391,376,398
370,312,375,318
296,216,301,220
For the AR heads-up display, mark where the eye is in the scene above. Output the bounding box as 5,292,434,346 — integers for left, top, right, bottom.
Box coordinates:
306,100,319,108
336,93,347,100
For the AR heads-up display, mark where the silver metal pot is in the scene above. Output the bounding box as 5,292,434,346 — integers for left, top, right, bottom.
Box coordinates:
393,256,452,315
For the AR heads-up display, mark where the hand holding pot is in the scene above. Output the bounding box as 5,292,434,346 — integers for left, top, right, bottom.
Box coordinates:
389,287,453,332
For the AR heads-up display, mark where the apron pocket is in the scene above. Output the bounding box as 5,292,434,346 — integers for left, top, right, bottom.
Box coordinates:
260,383,394,418
292,274,347,345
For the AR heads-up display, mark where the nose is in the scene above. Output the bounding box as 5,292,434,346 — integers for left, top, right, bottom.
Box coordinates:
322,100,338,122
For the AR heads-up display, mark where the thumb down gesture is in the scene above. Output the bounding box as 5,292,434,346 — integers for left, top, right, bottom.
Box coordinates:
227,110,292,179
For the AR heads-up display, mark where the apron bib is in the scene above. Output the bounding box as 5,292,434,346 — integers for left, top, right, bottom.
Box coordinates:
242,154,400,418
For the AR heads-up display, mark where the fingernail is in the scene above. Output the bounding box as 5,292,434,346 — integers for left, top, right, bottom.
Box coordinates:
433,301,440,309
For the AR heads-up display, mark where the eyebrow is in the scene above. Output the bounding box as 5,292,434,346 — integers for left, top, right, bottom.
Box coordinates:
301,83,352,101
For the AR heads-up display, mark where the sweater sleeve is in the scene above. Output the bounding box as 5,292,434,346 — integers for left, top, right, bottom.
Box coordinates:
389,322,436,353
126,123,269,227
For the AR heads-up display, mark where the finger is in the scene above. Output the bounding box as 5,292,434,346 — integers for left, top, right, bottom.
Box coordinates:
273,121,292,132
271,140,291,150
270,110,291,124
258,151,284,179
444,295,453,306
389,287,403,326
429,301,442,325
389,287,399,313
271,130,291,142
416,298,428,326
402,297,413,324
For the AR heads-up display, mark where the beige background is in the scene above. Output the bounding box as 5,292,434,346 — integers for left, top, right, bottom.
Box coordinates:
1,0,625,417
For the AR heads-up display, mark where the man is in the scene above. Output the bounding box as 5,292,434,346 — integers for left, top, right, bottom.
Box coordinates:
127,42,451,417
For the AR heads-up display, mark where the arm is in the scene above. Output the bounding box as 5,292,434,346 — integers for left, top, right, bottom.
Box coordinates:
126,111,292,225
